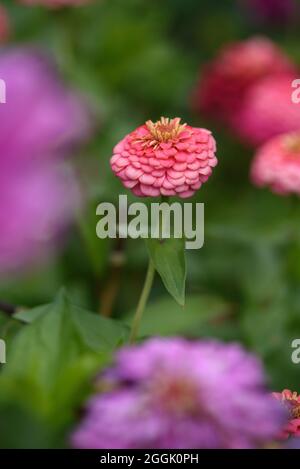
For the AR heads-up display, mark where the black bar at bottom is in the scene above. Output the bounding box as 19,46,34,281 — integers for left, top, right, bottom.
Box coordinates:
0,449,297,465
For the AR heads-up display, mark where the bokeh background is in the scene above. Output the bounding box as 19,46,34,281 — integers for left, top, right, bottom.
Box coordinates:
1,0,300,448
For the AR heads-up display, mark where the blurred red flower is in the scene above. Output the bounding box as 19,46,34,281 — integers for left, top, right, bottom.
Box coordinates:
235,76,300,146
194,37,295,129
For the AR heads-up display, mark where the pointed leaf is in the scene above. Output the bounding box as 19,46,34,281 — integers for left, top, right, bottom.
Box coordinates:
0,291,128,425
145,237,186,305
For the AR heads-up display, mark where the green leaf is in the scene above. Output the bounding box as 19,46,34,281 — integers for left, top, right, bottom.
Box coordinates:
0,312,22,344
13,304,51,324
145,237,186,305
0,403,56,449
130,294,232,338
0,290,128,426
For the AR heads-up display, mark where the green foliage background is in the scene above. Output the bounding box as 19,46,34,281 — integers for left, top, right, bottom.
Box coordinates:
1,0,300,447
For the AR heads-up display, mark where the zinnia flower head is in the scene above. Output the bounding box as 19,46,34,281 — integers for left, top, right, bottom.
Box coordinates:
251,132,300,195
0,5,9,43
110,117,217,198
0,49,90,274
234,76,300,147
194,37,295,126
272,390,300,439
71,338,284,449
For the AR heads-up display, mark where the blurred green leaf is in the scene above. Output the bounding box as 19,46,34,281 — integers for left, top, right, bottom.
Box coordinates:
133,294,232,338
0,403,56,449
0,313,22,345
145,237,186,306
0,290,128,426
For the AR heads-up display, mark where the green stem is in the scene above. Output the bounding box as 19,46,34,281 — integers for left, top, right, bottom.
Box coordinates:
129,259,155,344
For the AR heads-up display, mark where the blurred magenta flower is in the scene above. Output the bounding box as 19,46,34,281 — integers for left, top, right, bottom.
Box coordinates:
110,117,217,198
71,338,284,449
0,5,9,43
0,49,90,274
0,50,89,164
235,76,300,146
272,390,300,439
20,0,91,7
0,164,79,273
241,0,297,25
194,37,295,128
251,132,300,195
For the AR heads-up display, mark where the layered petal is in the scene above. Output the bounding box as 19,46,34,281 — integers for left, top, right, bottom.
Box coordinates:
110,118,217,199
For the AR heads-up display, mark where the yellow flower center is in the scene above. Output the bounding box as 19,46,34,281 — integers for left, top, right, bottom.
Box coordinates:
291,405,300,419
283,134,300,153
145,117,186,143
151,375,199,415
282,391,300,419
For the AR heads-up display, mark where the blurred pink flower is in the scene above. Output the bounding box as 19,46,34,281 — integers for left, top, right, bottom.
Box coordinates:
194,37,295,127
235,76,300,147
0,49,90,274
110,117,217,199
251,132,300,195
0,5,9,43
19,0,91,7
272,390,300,439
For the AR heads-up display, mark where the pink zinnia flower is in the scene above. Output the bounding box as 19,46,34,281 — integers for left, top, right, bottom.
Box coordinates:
0,49,90,274
110,117,217,198
234,76,300,147
272,390,300,439
71,338,284,449
251,132,300,195
194,37,295,127
0,5,9,43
